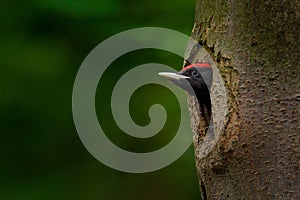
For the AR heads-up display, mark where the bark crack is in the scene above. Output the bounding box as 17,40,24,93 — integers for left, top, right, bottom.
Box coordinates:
200,179,207,200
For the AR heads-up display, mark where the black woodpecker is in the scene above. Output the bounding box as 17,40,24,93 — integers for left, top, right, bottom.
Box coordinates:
158,63,213,127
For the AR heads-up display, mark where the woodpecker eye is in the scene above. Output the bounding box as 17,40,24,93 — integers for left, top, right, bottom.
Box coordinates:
191,70,199,77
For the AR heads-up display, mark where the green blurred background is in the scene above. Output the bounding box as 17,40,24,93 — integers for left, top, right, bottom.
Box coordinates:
1,0,201,199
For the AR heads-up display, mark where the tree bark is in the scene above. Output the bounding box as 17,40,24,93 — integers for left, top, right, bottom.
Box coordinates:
187,1,299,199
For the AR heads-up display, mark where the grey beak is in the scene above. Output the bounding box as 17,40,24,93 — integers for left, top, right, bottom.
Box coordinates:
158,72,195,95
158,72,190,80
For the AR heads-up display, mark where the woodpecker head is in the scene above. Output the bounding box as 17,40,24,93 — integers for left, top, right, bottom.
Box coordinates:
159,62,213,115
158,63,213,99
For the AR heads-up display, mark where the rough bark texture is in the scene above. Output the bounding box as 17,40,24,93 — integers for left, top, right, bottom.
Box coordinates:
187,1,299,199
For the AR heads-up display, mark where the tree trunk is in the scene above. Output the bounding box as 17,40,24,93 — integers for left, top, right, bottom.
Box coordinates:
187,1,299,199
